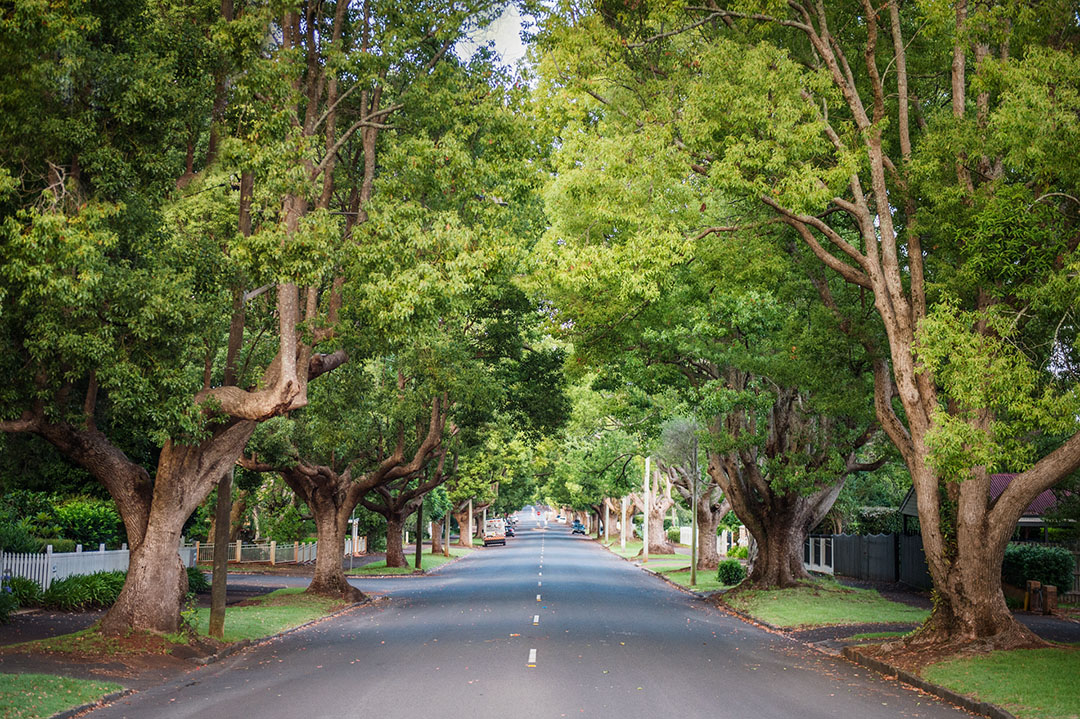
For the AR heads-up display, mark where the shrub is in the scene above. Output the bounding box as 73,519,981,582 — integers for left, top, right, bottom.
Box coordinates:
1002,543,1074,591
41,571,126,611
728,545,748,560
54,498,124,548
667,527,682,544
717,558,747,586
0,590,16,624
0,519,39,554
6,576,42,607
264,505,310,543
34,538,78,553
186,567,211,594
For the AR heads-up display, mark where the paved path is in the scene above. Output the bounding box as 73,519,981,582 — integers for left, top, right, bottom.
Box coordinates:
85,515,974,719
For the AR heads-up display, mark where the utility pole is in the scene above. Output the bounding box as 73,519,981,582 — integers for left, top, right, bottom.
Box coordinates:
467,499,473,548
603,500,609,544
643,456,650,564
691,432,699,587
620,496,628,550
208,469,232,640
444,509,451,557
414,502,423,571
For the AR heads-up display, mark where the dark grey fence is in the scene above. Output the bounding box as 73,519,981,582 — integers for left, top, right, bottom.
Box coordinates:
898,533,933,589
831,533,898,582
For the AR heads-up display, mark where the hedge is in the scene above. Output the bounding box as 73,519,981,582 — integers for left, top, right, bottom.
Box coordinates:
1001,543,1074,592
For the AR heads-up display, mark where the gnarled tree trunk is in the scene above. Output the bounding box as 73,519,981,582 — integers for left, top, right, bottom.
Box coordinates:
431,518,444,554
384,514,407,568
101,420,256,634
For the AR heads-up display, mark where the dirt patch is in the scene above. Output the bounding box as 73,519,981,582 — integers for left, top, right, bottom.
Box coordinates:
0,628,226,689
857,641,965,675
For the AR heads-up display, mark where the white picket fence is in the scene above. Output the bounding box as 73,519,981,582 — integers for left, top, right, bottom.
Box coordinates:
1,544,197,591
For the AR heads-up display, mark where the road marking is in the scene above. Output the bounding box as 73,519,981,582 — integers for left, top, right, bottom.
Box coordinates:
533,614,539,625
527,648,537,667
536,594,541,601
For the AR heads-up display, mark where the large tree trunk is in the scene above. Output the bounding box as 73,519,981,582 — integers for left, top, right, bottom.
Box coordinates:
631,469,677,555
431,519,444,554
645,504,675,555
101,421,255,634
308,511,362,600
453,510,471,547
229,489,249,541
695,498,723,571
384,514,407,568
708,445,844,590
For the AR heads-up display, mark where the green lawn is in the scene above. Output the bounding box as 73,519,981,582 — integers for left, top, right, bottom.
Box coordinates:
924,647,1080,719
0,673,121,719
659,568,733,592
850,630,911,641
347,546,472,575
193,587,348,642
604,539,689,565
724,578,930,628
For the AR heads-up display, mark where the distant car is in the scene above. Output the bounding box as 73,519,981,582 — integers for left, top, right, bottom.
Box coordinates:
556,515,566,523
504,524,515,537
571,521,586,535
483,518,506,546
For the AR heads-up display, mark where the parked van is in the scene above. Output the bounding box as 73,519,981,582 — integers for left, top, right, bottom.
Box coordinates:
483,519,506,546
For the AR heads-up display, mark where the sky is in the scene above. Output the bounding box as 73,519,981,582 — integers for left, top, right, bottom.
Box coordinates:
458,4,530,69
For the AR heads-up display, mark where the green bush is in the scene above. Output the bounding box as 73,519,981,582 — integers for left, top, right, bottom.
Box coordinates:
41,571,126,611
0,590,16,624
264,505,311,543
717,558,747,586
54,498,125,548
667,527,682,544
186,567,211,593
1002,543,1074,591
728,545,749,560
34,537,79,553
6,576,43,607
0,519,39,553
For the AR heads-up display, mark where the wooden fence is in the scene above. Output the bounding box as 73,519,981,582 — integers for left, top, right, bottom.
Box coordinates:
190,540,319,565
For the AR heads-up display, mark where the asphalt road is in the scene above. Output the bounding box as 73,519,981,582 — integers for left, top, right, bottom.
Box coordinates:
89,515,972,719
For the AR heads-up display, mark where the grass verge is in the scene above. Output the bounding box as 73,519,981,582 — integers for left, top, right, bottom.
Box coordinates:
923,647,1080,719
658,568,734,593
193,587,347,643
724,578,929,628
850,630,910,641
603,540,689,565
347,547,472,576
0,673,121,719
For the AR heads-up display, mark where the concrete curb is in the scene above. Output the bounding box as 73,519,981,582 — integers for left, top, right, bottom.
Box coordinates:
841,646,1018,719
51,688,135,719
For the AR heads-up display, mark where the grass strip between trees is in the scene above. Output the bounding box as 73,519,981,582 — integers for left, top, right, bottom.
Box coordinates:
347,546,473,575
0,673,121,719
724,579,930,628
192,587,347,643
923,647,1080,719
658,568,732,593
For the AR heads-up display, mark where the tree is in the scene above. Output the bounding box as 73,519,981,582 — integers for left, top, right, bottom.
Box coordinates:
239,361,450,596
540,0,1080,647
657,417,730,571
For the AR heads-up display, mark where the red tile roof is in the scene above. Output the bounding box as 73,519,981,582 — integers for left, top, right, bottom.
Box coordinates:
991,473,1059,516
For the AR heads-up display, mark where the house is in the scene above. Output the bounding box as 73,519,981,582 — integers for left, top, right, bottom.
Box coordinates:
898,473,1060,541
